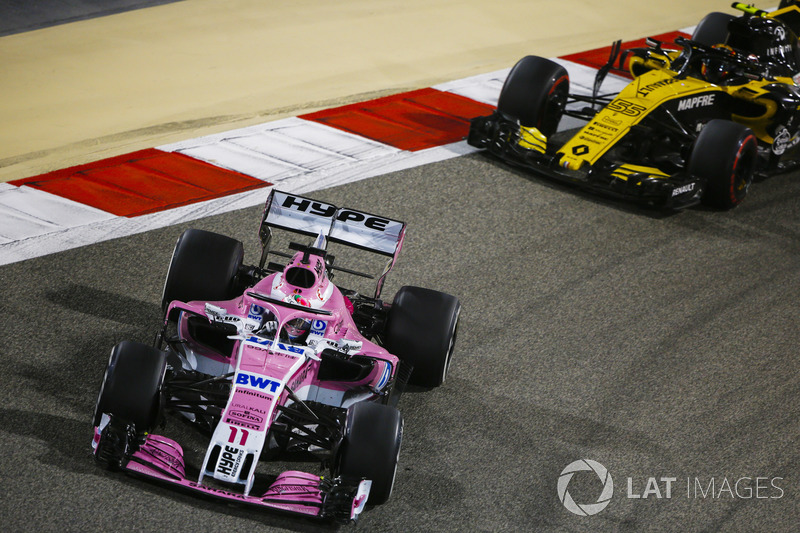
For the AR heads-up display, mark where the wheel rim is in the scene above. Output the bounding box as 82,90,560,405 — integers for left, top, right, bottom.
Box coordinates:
540,76,569,136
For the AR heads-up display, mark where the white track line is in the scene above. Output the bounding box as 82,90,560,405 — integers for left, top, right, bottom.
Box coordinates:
1,25,705,265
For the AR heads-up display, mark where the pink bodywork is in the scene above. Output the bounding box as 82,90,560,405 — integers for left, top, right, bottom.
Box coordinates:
92,190,410,522
119,433,369,518
171,262,399,396
95,250,395,521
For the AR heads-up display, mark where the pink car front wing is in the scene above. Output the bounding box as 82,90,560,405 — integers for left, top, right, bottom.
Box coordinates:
109,431,371,522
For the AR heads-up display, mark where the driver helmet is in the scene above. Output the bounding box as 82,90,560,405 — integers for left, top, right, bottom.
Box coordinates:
701,44,735,84
284,316,311,341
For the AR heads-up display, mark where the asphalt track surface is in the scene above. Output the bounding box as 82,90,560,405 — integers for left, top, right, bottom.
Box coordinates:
3,3,800,533
0,0,181,36
2,152,800,532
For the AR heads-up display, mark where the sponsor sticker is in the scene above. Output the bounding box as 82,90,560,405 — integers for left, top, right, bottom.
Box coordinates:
672,183,696,197
310,319,327,336
677,94,715,112
236,372,281,394
278,193,392,232
216,444,244,477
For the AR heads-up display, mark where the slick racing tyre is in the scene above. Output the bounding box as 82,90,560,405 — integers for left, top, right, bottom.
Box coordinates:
692,12,735,46
384,286,460,388
93,340,167,431
336,402,403,505
497,55,569,135
689,119,758,210
161,228,244,310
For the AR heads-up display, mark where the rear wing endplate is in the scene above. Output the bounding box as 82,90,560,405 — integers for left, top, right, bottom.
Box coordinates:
258,189,406,298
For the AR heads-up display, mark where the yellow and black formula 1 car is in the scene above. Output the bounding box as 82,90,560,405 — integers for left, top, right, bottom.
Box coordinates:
468,2,800,210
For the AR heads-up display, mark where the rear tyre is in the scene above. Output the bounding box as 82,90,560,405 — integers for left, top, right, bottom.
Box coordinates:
496,55,569,135
336,402,403,505
689,119,758,210
93,340,167,430
692,12,735,46
161,228,244,310
384,286,460,388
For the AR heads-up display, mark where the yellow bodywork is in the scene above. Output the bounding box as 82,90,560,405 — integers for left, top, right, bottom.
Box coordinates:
519,126,547,154
610,164,669,184
556,70,717,171
508,3,800,175
547,68,795,172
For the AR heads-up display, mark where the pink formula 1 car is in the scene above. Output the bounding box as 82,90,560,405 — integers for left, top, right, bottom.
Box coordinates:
91,190,461,524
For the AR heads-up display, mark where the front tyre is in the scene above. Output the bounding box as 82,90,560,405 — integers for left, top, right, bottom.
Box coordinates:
93,340,167,430
497,55,569,135
689,119,758,210
692,12,735,46
92,341,167,469
161,228,244,310
385,286,460,388
336,402,403,505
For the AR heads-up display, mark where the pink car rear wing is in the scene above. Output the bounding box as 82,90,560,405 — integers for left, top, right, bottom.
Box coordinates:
258,189,406,298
